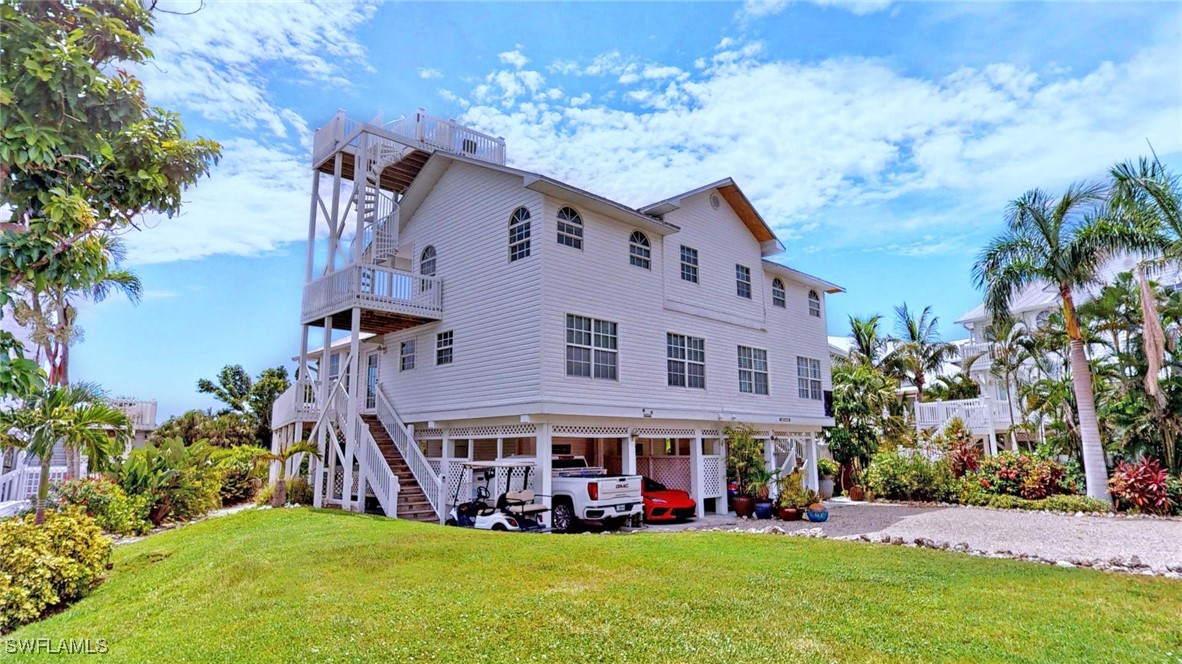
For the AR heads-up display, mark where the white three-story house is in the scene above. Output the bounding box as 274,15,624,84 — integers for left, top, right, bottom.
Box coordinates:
271,109,841,525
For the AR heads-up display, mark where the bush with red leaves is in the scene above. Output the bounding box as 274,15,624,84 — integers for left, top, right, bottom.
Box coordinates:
1108,458,1174,515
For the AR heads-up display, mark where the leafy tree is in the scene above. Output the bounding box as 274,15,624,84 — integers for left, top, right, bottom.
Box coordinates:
197,365,291,445
885,303,956,401
973,183,1154,501
926,354,983,402
0,0,220,297
827,361,897,486
151,409,258,449
0,384,130,524
0,331,43,396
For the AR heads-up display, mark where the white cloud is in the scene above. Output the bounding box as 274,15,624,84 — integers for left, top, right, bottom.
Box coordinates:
498,48,529,69
447,39,1181,256
418,67,443,79
738,0,892,21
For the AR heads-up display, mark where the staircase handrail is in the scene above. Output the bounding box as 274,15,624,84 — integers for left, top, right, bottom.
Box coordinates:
357,411,400,517
374,387,443,516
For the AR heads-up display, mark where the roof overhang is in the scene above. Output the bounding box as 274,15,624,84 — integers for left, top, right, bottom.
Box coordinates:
762,260,844,294
522,175,679,236
640,178,785,256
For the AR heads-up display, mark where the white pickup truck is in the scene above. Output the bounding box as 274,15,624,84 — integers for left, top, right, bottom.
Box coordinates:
548,455,643,533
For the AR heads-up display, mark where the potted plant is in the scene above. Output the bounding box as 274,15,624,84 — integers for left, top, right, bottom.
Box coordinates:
817,458,838,500
725,425,764,518
746,467,777,519
846,458,867,501
776,471,806,520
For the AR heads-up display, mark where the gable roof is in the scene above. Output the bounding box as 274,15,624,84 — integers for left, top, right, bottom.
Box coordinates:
638,178,786,257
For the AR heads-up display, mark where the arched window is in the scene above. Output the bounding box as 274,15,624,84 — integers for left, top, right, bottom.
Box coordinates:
772,278,786,308
557,206,583,250
808,290,821,317
509,207,531,262
420,245,437,277
1035,311,1050,328
629,231,650,269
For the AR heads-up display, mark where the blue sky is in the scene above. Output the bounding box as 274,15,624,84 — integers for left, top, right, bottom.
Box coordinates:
72,0,1181,418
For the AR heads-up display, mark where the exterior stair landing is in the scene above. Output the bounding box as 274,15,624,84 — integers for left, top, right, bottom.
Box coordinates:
361,415,437,523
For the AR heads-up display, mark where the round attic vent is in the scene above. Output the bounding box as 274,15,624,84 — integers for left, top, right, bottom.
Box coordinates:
710,193,721,209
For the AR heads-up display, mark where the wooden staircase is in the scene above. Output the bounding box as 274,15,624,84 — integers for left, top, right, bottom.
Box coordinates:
361,414,437,522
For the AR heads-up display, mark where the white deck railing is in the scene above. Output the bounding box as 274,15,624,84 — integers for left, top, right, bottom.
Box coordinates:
915,397,1014,433
301,264,443,326
960,341,994,368
111,398,157,430
375,388,444,518
313,108,506,168
272,380,320,428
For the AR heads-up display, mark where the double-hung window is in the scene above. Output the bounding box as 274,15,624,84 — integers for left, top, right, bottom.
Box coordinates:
772,278,786,307
680,245,699,283
629,231,651,269
808,290,821,317
667,333,706,388
797,357,822,400
557,206,583,249
736,264,752,299
400,340,416,371
566,314,617,379
436,331,453,365
738,346,769,395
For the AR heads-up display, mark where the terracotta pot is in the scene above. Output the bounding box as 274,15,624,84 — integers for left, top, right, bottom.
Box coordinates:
777,506,802,521
733,495,755,518
848,485,866,502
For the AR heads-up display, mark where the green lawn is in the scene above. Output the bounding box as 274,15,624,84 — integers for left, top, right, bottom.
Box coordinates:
8,509,1181,662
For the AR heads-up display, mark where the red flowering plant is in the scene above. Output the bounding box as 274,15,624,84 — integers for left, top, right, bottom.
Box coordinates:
52,477,152,536
1108,458,1173,515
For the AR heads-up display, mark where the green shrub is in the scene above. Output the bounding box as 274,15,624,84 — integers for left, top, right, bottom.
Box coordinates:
1167,476,1182,517
256,477,313,507
817,457,839,478
1039,495,1111,514
0,508,111,632
51,477,152,536
214,445,266,505
116,438,224,524
865,450,956,503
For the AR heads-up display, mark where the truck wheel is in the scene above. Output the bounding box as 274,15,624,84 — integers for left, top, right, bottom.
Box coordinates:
552,500,578,533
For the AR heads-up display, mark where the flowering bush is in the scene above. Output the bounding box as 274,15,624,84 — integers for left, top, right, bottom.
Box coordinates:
52,477,152,536
1019,458,1067,500
0,508,111,632
1108,458,1173,515
975,452,1031,496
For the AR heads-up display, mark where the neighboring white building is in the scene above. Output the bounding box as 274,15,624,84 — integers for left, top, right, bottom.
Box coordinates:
916,256,1182,452
271,109,842,525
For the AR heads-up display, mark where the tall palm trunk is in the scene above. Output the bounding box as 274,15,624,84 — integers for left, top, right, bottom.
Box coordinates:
1005,372,1019,450
1063,291,1111,502
33,454,51,525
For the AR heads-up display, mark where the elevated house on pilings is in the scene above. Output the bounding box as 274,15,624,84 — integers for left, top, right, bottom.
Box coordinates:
271,108,842,525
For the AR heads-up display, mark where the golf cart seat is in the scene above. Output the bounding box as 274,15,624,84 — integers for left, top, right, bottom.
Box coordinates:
498,490,549,515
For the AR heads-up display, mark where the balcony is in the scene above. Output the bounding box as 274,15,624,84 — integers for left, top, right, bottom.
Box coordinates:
914,397,1014,433
301,264,443,334
111,398,157,431
960,341,994,369
272,380,320,428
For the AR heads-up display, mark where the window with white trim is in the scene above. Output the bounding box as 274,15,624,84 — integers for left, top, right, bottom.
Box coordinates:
680,245,698,283
736,264,752,299
400,340,416,371
436,330,453,365
566,314,617,379
509,207,531,262
808,290,821,317
738,346,769,395
420,245,436,276
772,278,786,308
328,352,340,382
557,206,583,249
797,357,822,400
629,231,651,269
667,333,705,389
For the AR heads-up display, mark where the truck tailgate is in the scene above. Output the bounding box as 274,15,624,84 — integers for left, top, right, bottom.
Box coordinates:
595,476,642,502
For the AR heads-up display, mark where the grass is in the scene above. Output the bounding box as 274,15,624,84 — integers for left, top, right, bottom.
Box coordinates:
8,508,1181,663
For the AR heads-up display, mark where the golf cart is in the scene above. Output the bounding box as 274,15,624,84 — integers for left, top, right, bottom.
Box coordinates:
444,460,549,532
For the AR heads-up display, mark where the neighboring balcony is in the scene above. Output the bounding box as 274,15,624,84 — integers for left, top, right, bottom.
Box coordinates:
914,397,1014,434
110,398,157,432
301,264,443,334
960,341,994,369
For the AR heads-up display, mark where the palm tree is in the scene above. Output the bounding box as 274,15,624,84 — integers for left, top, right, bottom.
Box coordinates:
847,314,887,368
255,440,320,507
886,304,956,402
0,384,131,524
973,183,1152,501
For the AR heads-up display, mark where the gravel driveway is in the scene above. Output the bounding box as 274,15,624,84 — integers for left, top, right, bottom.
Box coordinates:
660,501,1182,574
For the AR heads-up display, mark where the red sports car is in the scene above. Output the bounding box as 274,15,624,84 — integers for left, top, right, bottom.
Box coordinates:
642,477,697,522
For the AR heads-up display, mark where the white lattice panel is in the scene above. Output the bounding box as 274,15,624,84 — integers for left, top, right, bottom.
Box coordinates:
633,428,696,437
702,456,724,498
447,424,537,438
416,428,445,439
553,425,630,437
700,429,722,438
637,456,691,492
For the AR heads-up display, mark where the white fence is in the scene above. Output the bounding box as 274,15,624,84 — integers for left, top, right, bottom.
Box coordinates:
914,397,1013,433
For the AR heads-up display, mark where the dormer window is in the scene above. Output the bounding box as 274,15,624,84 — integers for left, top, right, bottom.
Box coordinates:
557,206,583,250
772,278,786,308
808,290,821,317
629,231,651,269
509,207,531,262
